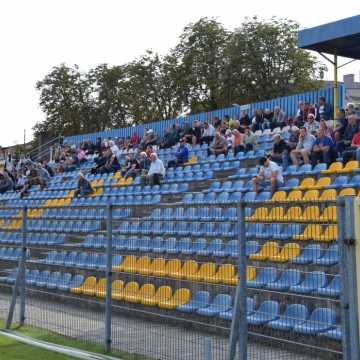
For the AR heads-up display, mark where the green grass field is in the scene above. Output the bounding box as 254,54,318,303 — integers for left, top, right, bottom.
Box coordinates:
0,322,149,360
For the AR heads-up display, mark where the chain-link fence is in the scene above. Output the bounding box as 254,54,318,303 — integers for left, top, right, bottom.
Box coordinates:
0,196,353,360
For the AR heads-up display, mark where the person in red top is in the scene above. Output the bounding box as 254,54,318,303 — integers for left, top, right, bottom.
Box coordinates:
130,132,140,145
342,131,360,164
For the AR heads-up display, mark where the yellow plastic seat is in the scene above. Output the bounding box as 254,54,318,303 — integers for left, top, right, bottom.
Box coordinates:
188,262,216,281
300,206,320,222
71,276,97,295
269,191,286,202
322,161,343,174
302,190,319,201
297,178,315,190
158,288,191,309
314,225,337,242
122,282,140,302
319,189,336,201
268,243,300,262
111,280,125,300
173,260,199,279
339,188,356,196
207,264,237,285
266,207,284,221
94,278,107,298
246,266,256,281
114,255,137,272
136,256,152,275
293,224,322,241
135,283,156,304
165,259,182,277
127,283,155,304
319,206,337,222
141,285,172,307
285,190,302,202
249,241,279,261
337,160,359,173
283,207,302,221
246,207,268,221
310,177,331,189
150,258,167,277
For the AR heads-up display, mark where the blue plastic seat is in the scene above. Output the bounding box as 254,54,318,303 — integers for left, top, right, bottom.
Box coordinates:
291,244,322,264
197,239,223,256
279,224,303,240
279,178,300,191
314,245,338,266
255,191,271,202
213,240,238,257
247,267,278,288
268,304,309,331
63,251,78,267
316,275,340,298
218,297,255,320
47,272,61,289
294,308,336,335
290,271,326,294
52,251,67,266
177,291,210,313
204,181,221,193
266,270,301,291
325,326,342,341
347,175,360,187
35,270,51,287
243,191,257,202
126,236,140,251
197,294,232,317
138,238,151,252
25,269,40,285
224,207,236,221
246,241,260,256
246,223,264,238
296,164,312,174
177,238,192,254
327,176,348,189
152,237,165,253
56,273,72,291
282,165,298,176
304,163,327,175
188,238,207,255
216,191,230,204
177,222,190,236
66,274,85,292
165,238,178,253
247,300,280,325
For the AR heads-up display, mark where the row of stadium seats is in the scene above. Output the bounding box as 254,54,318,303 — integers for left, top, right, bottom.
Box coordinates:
103,183,189,196
0,268,341,339
71,194,161,206
26,220,101,233
0,232,65,245
43,207,131,219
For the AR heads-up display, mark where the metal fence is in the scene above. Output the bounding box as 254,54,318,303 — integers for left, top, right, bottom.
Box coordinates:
0,196,356,360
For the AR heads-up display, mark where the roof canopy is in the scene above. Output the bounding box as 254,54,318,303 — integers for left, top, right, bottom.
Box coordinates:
298,15,360,59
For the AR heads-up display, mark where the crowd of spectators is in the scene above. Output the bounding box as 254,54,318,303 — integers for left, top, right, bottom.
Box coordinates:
1,98,359,197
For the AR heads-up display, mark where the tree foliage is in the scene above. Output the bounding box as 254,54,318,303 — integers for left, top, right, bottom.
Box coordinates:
34,17,326,140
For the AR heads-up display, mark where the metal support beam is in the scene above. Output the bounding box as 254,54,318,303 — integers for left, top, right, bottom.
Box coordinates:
19,207,27,325
333,54,338,126
105,203,113,353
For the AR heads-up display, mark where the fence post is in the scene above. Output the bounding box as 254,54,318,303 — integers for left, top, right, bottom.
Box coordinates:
19,206,27,326
338,196,360,360
228,201,247,360
204,337,213,360
105,202,113,353
6,206,27,329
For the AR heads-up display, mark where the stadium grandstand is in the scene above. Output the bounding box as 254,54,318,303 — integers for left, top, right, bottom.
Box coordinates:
0,14,360,360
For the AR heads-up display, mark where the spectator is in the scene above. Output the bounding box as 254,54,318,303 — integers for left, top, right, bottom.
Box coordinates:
225,129,234,150
335,114,359,154
252,156,284,194
335,109,347,135
0,171,14,194
184,120,201,145
304,113,320,135
262,109,273,130
311,128,336,166
232,129,244,154
94,148,120,174
212,117,222,129
271,134,289,169
42,160,54,177
239,111,251,128
251,109,263,132
243,127,257,151
20,165,47,197
140,129,158,150
201,121,215,145
319,119,334,139
290,127,316,166
273,106,286,128
208,132,228,156
316,96,332,121
138,151,151,173
341,130,360,163
146,153,166,186
346,103,356,116
74,172,94,197
168,138,189,168
130,132,140,145
122,153,140,179
145,145,154,158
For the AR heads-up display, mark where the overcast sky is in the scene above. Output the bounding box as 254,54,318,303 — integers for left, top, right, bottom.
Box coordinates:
0,0,359,147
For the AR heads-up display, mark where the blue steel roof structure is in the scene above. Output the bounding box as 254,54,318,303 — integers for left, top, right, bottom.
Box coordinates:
298,15,360,59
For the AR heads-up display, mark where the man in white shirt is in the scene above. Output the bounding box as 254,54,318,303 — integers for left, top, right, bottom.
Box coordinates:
290,127,316,166
146,153,166,185
201,121,215,145
253,156,284,194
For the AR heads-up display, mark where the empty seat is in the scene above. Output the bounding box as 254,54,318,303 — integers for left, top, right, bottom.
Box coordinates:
197,294,232,317
291,244,322,265
150,258,167,276
247,300,280,325
206,264,237,285
250,241,280,261
188,262,216,281
268,243,300,263
141,285,172,307
122,282,140,302
172,260,199,279
268,304,309,331
71,276,97,295
322,162,343,174
266,269,301,291
319,206,337,222
314,225,337,242
299,206,320,222
319,189,336,201
294,308,336,334
290,271,326,294
158,288,191,309
314,244,338,266
177,291,210,313
297,178,315,190
338,160,359,173
94,278,107,298
293,224,322,241
316,275,340,298
247,267,277,288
